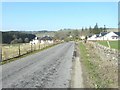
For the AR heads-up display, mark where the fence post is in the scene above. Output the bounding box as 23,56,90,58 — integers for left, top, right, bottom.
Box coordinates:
31,44,32,52
18,44,20,56
43,43,44,48
34,44,35,51
0,46,2,62
39,43,40,49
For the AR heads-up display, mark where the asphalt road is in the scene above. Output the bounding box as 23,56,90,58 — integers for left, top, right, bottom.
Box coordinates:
1,41,75,88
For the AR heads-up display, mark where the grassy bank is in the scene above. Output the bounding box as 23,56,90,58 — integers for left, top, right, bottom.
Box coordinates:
78,42,118,88
79,42,104,88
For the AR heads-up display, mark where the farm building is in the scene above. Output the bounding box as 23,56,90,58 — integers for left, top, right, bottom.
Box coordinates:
30,37,40,45
101,32,120,40
39,36,53,44
30,36,54,45
87,32,120,41
87,34,99,40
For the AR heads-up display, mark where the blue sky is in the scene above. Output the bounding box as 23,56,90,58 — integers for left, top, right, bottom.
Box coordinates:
2,2,118,31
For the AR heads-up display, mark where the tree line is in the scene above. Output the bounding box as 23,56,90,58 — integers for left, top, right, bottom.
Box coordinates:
81,23,107,35
2,31,36,44
54,29,80,41
54,23,107,41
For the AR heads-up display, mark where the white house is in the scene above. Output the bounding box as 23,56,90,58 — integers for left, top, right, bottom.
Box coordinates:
30,37,40,45
96,32,107,40
30,36,54,45
87,32,120,41
102,32,120,40
87,34,99,40
40,36,53,44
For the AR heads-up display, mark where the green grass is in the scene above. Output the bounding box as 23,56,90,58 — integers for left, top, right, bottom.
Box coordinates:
109,41,119,50
98,41,109,47
98,41,120,50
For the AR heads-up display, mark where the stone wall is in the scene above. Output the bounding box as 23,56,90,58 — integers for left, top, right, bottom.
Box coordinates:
88,41,119,62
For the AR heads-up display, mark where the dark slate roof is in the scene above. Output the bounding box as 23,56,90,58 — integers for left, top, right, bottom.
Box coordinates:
39,36,53,40
96,34,99,37
100,32,108,36
114,32,120,36
88,35,92,38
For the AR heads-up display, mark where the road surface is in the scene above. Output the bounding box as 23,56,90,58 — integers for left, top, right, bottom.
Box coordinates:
1,42,75,88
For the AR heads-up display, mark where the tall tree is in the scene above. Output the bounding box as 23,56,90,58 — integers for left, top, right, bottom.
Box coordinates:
103,25,107,32
18,38,23,43
82,27,84,31
93,23,100,34
24,38,29,43
89,26,92,33
85,27,88,31
99,27,103,32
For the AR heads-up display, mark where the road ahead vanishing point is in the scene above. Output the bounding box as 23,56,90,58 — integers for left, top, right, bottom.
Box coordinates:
1,42,75,88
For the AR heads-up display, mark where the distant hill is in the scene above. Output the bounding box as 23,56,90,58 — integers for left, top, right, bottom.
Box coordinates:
31,31,56,37
107,28,118,32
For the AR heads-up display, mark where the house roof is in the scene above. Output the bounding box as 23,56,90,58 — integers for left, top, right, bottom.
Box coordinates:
114,32,120,36
88,35,92,38
39,36,53,40
100,32,108,36
96,34,99,37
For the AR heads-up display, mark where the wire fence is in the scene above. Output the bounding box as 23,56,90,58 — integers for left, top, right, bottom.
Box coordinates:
2,42,57,61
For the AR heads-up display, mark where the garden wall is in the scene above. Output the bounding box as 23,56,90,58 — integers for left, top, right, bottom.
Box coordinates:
88,41,119,62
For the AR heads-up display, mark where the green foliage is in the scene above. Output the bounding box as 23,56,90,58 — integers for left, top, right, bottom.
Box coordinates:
11,39,18,44
24,38,29,43
89,26,92,33
2,31,36,44
82,27,84,31
35,31,55,37
18,38,23,43
103,25,107,32
54,29,80,41
80,23,107,36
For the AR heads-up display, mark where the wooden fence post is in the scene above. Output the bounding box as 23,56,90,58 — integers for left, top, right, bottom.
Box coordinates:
31,44,32,52
18,44,20,56
34,44,35,51
0,47,2,62
39,43,40,49
43,43,44,48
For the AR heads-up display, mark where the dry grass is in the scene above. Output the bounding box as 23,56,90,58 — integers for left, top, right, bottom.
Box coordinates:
2,43,53,61
79,41,118,88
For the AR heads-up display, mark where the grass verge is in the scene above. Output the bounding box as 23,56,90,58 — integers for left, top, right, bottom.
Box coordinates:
78,42,117,88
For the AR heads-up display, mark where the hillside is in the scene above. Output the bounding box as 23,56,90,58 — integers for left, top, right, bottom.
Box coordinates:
34,31,56,37
107,28,118,32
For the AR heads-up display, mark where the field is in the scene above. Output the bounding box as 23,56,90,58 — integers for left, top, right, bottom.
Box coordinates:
2,43,53,61
97,41,120,50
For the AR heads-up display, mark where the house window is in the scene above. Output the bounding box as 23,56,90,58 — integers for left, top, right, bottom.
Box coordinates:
112,36,117,39
112,36,114,39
